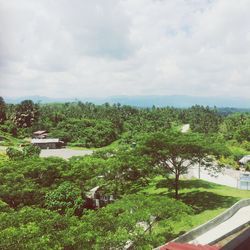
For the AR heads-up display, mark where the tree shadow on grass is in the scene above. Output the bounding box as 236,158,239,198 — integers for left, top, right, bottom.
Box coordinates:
179,179,218,190
176,191,239,214
156,178,217,190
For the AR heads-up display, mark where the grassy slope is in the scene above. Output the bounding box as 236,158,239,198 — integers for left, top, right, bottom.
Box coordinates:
141,176,250,242
0,131,27,148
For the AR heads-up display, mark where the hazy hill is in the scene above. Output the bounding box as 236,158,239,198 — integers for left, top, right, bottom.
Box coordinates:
4,95,250,108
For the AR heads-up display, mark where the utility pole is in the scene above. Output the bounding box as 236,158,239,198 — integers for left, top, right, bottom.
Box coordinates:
198,158,201,179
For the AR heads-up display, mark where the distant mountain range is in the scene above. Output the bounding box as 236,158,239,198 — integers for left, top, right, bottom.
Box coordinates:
4,95,250,108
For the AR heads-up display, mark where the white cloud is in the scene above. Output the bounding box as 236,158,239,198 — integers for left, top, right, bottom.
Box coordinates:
0,0,250,98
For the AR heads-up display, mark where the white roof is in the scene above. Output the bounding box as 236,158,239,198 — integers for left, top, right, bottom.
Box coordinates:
86,186,100,198
181,124,190,133
89,186,100,193
33,130,47,135
31,138,59,144
239,155,250,164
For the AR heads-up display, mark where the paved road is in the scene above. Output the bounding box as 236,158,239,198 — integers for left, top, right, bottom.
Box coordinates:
186,165,240,188
190,205,250,244
40,148,93,159
0,146,93,160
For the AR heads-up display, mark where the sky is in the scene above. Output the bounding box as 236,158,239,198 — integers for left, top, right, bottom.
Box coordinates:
1,0,250,98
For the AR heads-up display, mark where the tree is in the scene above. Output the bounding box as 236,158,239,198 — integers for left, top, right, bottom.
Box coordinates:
6,145,41,160
0,96,7,124
102,149,152,196
75,193,192,249
23,145,41,158
23,157,68,187
235,120,250,143
184,105,222,134
0,168,41,208
45,182,84,215
140,130,228,199
13,100,39,128
220,113,250,141
0,157,69,208
6,147,24,160
0,207,80,249
49,118,118,147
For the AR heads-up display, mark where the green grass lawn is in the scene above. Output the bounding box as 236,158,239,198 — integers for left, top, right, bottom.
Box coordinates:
141,176,250,243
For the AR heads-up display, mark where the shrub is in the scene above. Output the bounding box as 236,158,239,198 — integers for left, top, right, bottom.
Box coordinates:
6,145,41,160
6,147,23,160
23,145,41,158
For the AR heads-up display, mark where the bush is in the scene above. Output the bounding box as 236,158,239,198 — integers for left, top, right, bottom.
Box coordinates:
45,182,84,215
49,119,118,148
241,141,250,151
6,147,23,160
6,145,41,160
23,145,41,158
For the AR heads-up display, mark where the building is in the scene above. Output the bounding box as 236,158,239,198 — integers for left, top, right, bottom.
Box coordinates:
33,130,48,139
239,155,250,165
85,186,114,209
238,173,250,190
31,138,63,149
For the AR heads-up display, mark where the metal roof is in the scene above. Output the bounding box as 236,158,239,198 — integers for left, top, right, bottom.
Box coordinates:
31,138,59,144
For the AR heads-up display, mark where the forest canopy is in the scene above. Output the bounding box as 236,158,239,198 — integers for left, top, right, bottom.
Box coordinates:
0,97,250,249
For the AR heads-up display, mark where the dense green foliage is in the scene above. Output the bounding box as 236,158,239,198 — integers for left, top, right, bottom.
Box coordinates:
49,118,118,147
2,97,247,150
0,150,193,249
0,97,7,124
139,131,229,198
45,181,84,215
0,98,175,147
6,145,41,160
13,100,39,128
1,97,250,248
180,105,221,134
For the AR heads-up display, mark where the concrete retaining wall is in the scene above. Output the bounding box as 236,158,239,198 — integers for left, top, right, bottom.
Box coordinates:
172,198,250,243
154,199,250,250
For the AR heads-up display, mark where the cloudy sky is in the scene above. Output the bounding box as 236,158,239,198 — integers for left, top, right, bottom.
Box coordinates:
1,0,250,98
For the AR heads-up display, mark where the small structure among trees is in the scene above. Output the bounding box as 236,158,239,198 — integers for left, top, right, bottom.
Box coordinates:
238,173,250,190
86,186,114,209
239,155,250,165
33,130,48,139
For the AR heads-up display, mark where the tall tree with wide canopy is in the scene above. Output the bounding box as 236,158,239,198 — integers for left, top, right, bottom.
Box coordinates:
140,130,228,199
